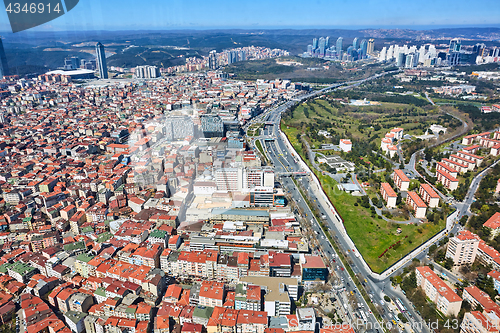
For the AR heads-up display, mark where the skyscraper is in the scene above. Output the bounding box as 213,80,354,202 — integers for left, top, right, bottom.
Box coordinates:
208,50,218,70
0,37,10,78
360,39,368,58
352,37,359,50
336,37,343,59
367,39,375,55
325,37,330,49
95,42,108,79
318,37,326,57
312,38,318,50
449,39,461,53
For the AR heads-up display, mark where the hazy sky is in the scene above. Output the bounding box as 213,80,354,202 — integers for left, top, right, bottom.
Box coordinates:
0,0,499,32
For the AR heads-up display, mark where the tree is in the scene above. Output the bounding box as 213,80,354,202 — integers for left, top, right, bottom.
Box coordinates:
428,244,437,254
401,271,417,293
444,257,454,270
384,295,391,302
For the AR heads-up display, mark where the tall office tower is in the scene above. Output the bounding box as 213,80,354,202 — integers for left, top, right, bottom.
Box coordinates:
208,50,218,70
493,47,500,58
346,46,354,59
0,37,10,78
318,37,326,57
360,39,367,58
307,45,313,55
201,114,224,137
336,37,343,58
64,56,79,70
95,42,108,79
397,52,406,67
312,38,318,50
352,37,359,50
473,43,486,57
71,56,79,69
367,39,375,55
325,36,330,49
405,53,416,68
449,38,461,53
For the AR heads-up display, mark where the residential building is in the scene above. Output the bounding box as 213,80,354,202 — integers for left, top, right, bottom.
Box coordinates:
419,184,440,208
405,191,427,219
393,169,410,191
380,182,397,208
415,266,462,316
446,230,480,266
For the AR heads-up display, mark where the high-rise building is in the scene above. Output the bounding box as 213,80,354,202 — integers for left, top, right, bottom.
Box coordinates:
367,39,375,55
325,37,330,49
336,37,343,58
397,53,406,67
473,43,486,57
312,38,318,50
64,56,79,70
201,114,224,137
449,38,461,53
208,50,218,70
352,37,359,50
135,65,160,78
95,42,108,79
318,37,326,57
0,37,10,78
360,39,367,58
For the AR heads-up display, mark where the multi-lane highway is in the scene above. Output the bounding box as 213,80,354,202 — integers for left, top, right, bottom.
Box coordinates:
245,73,437,332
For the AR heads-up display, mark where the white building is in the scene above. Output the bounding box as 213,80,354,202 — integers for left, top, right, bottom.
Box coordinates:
339,139,352,152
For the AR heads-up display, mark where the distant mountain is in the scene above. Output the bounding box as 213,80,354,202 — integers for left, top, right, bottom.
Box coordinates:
1,27,499,75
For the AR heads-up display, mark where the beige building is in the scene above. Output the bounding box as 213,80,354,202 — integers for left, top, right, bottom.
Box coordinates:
380,183,397,208
406,191,427,219
393,169,410,192
484,212,500,240
446,230,480,266
416,266,462,316
460,311,499,333
419,184,440,208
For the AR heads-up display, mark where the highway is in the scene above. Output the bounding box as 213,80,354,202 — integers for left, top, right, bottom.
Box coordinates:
246,72,433,333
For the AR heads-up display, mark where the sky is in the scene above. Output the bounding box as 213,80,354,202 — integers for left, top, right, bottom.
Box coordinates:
0,0,499,32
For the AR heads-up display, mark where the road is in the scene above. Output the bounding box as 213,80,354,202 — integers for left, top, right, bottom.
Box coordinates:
247,71,432,333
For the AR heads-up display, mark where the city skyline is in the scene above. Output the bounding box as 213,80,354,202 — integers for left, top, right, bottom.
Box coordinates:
0,0,499,32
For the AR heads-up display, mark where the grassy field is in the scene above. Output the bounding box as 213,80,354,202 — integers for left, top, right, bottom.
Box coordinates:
282,120,445,273
282,97,461,149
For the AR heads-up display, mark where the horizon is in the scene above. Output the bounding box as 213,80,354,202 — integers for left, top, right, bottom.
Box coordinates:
0,0,499,34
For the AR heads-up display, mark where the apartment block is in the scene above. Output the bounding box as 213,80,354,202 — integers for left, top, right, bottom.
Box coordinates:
380,182,397,208
419,183,440,208
405,191,427,219
416,266,462,316
437,169,459,191
484,212,500,239
460,311,499,333
446,230,480,266
393,169,410,191
462,286,500,312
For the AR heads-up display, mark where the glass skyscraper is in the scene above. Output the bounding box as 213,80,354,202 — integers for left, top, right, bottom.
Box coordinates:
352,37,359,50
336,37,343,58
96,42,108,79
0,37,10,78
